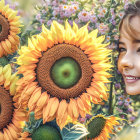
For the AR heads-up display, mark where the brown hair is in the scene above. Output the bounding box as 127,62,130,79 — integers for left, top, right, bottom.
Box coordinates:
119,1,140,40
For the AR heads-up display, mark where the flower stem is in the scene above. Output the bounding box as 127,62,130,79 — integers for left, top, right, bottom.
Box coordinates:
108,51,115,115
108,79,113,115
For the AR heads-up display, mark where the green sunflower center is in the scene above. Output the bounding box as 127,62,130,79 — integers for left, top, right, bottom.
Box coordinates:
0,86,13,130
87,116,106,139
51,57,81,89
31,125,62,140
0,56,9,66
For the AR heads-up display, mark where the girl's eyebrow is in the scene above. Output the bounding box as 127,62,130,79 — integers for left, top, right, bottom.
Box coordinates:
133,40,140,43
118,41,124,45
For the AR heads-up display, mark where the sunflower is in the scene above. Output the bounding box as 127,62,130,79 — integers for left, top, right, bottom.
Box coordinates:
14,20,112,129
20,125,63,140
19,113,63,140
19,113,88,140
86,114,121,140
0,0,21,57
0,64,27,139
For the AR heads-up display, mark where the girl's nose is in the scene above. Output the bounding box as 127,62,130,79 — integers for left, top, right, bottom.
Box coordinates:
119,53,134,69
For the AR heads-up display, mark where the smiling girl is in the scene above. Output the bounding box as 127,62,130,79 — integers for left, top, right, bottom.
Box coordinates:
118,0,140,95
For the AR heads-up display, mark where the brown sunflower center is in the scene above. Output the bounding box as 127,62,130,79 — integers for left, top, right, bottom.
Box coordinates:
0,86,13,130
87,116,106,139
0,14,10,41
36,43,93,100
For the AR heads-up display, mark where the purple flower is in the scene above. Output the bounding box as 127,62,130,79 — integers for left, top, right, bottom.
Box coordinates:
62,5,69,11
86,114,92,119
5,0,9,5
98,23,109,34
107,43,117,49
90,15,97,23
125,97,131,104
130,116,136,122
37,26,41,31
117,108,123,113
52,0,57,6
52,7,60,16
78,11,90,22
118,95,124,101
118,12,124,19
109,18,116,25
53,11,59,16
42,10,46,14
64,11,72,17
128,107,133,112
124,2,130,10
68,20,73,26
71,4,79,12
39,19,45,24
98,8,107,18
68,6,76,14
120,115,125,119
60,12,65,18
88,26,93,31
36,14,41,20
58,19,63,24
112,20,116,25
17,10,23,16
124,102,129,107
117,70,121,74
124,4,128,10
106,36,111,42
111,8,115,15
117,101,123,106
9,5,15,9
74,18,80,24
47,20,52,26
115,83,121,89
51,17,57,20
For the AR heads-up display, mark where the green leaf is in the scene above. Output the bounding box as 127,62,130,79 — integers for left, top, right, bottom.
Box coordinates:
62,123,89,140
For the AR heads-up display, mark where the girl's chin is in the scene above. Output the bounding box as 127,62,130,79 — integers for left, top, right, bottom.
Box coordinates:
126,89,140,95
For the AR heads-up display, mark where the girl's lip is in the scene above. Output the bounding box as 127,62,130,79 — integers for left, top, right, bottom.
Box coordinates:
123,75,140,83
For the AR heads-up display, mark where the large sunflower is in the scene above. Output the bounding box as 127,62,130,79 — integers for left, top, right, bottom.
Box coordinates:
0,0,21,57
14,20,112,129
86,114,121,140
0,64,27,139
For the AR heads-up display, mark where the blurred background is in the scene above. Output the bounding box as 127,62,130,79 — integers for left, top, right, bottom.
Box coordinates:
5,0,140,139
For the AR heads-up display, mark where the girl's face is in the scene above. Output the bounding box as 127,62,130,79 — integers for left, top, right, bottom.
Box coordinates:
118,16,140,95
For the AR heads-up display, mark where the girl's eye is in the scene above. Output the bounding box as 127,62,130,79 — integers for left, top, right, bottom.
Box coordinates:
137,48,140,52
118,47,126,52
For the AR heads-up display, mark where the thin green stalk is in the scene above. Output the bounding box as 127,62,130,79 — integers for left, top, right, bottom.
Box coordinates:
108,51,115,115
108,78,114,115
